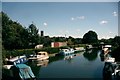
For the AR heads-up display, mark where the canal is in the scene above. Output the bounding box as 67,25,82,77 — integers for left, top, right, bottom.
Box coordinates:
27,49,105,79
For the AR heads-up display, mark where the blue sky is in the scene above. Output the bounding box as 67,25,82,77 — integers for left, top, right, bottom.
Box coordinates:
2,2,118,39
2,0,120,2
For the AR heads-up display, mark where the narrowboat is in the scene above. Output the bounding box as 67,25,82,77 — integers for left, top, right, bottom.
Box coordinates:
59,48,75,56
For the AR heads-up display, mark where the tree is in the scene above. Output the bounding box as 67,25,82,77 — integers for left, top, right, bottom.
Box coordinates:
28,23,39,48
82,30,98,44
2,12,29,49
113,36,120,46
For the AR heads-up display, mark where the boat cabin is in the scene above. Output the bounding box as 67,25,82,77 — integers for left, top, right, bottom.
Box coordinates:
37,51,49,60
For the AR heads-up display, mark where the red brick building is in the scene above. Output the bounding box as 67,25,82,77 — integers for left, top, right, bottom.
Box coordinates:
51,42,67,48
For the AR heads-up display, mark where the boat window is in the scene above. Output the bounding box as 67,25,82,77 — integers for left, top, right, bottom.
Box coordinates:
7,61,14,65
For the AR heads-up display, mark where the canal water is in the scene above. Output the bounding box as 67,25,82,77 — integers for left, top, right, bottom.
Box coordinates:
27,49,105,79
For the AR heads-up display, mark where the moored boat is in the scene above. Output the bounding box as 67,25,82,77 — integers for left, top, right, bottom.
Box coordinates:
59,48,75,56
28,51,49,61
100,45,112,57
37,51,49,60
74,47,85,52
3,55,28,69
85,45,93,51
2,64,35,80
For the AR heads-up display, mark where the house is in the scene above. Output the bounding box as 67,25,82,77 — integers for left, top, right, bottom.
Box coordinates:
35,44,43,49
51,42,67,48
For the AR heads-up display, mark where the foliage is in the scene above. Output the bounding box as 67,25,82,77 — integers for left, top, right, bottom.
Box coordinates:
82,30,98,44
111,46,120,61
28,23,39,48
2,12,29,50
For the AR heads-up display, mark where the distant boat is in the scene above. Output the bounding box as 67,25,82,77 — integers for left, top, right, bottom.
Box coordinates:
29,51,49,61
85,45,93,51
59,48,75,56
100,45,112,57
3,64,35,80
74,47,85,52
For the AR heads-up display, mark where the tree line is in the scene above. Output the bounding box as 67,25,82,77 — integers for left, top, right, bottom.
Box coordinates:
2,12,120,50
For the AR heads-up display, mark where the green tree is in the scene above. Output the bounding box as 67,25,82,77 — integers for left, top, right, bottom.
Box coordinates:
2,12,29,49
82,30,98,44
112,36,120,47
28,23,39,48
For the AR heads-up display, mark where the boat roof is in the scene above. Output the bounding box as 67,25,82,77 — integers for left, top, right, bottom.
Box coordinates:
104,45,112,48
15,64,29,68
9,55,26,62
38,51,48,54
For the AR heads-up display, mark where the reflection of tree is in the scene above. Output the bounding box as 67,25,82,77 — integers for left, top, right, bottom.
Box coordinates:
48,56,64,64
83,49,98,61
111,46,120,61
26,61,41,77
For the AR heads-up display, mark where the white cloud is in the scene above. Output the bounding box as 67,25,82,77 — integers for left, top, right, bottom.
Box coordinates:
43,22,47,26
71,17,75,21
77,16,85,20
113,11,117,16
100,20,108,24
71,16,85,21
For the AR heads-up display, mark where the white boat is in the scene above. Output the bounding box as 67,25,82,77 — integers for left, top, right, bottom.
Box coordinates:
86,45,93,50
74,47,85,52
29,51,49,61
100,45,112,57
3,55,28,69
59,48,75,56
37,51,49,60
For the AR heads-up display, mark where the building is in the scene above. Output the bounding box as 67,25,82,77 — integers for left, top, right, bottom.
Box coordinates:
51,42,67,48
35,44,43,49
41,31,44,37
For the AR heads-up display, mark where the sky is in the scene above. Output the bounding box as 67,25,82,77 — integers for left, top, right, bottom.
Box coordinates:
2,0,120,2
2,2,118,39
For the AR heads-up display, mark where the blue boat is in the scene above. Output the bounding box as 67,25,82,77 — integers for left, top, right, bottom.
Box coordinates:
3,64,36,80
59,48,75,56
6,55,28,66
15,64,36,79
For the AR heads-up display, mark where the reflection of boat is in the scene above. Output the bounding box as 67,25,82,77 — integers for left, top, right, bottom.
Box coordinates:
37,60,49,67
105,57,115,63
103,61,120,79
86,49,92,54
64,54,74,60
29,51,49,61
3,64,35,80
74,47,85,52
59,48,74,56
86,45,93,50
103,62,114,80
114,64,120,78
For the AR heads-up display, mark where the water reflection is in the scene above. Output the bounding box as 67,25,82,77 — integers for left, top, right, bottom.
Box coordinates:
83,49,98,61
27,61,41,77
100,53,109,62
49,55,64,64
27,49,104,79
102,62,114,80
